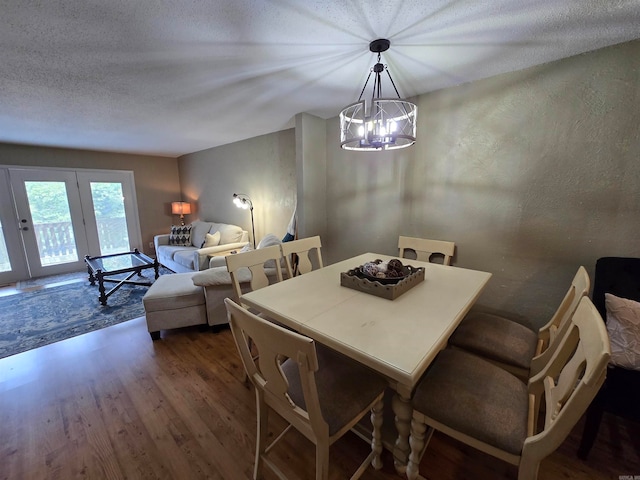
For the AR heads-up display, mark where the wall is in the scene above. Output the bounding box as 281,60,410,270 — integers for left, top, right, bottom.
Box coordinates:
295,113,327,239
325,39,640,328
178,129,296,246
0,142,181,256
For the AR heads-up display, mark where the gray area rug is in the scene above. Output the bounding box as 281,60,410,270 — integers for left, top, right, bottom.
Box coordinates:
1,268,171,359
16,270,88,289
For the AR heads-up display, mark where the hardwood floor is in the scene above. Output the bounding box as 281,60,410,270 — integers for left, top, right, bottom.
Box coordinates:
0,316,638,480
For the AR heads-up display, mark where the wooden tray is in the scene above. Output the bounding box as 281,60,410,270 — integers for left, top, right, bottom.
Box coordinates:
340,264,425,300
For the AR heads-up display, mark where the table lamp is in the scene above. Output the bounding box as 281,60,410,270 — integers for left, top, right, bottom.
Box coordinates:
171,201,191,226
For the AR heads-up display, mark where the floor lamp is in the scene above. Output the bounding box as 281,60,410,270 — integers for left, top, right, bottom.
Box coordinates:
233,193,255,248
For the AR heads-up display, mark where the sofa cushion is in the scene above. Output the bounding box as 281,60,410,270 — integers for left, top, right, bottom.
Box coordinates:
173,250,196,270
143,273,205,312
168,225,192,246
190,220,215,248
214,223,245,244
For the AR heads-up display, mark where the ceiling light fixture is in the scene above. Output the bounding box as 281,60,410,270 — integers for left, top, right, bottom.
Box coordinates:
340,39,417,151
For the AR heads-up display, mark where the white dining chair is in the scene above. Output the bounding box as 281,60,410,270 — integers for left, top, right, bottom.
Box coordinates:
225,298,387,480
449,266,590,379
280,235,323,278
398,235,455,265
406,296,610,480
225,245,284,306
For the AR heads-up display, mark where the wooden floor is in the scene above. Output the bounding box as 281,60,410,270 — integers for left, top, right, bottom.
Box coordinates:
1,317,639,480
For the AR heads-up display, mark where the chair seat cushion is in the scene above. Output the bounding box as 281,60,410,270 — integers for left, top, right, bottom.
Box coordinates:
412,348,529,455
282,344,386,436
449,312,538,370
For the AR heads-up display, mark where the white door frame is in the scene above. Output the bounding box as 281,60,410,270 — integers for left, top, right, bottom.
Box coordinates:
0,168,29,285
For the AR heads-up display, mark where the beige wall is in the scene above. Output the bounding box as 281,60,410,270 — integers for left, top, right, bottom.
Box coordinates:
0,142,181,255
324,39,640,328
177,129,296,246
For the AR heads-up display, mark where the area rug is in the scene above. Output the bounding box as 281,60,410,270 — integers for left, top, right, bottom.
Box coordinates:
0,270,170,359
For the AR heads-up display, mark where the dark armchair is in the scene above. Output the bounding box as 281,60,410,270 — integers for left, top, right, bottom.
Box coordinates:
578,257,640,458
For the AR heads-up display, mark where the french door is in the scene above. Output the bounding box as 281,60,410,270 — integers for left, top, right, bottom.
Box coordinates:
0,167,142,284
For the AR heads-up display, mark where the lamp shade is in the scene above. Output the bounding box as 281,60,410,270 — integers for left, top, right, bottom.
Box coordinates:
171,201,191,215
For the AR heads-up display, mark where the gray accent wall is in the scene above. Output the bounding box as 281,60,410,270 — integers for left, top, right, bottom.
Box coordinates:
177,129,297,247
324,39,640,328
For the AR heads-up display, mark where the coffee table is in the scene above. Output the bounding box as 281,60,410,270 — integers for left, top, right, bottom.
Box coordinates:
84,249,159,306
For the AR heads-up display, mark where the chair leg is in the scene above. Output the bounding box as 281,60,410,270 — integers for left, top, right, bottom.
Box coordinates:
315,441,330,480
517,454,541,480
578,389,606,459
254,396,268,480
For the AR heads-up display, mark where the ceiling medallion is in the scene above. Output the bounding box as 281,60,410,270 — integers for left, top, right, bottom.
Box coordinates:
340,39,417,151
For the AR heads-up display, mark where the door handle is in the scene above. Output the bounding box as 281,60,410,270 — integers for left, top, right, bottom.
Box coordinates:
21,226,29,231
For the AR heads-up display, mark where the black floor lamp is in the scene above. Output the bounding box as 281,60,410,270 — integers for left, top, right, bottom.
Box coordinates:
233,193,255,248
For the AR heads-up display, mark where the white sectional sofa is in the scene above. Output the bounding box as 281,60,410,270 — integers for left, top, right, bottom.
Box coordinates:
154,220,249,273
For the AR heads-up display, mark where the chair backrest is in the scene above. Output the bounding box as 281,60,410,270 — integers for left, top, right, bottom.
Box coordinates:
524,296,610,458
530,266,590,374
225,298,327,440
280,236,323,278
225,245,284,303
398,235,455,265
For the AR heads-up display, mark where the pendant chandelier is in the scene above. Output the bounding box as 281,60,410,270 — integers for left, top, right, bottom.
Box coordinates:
340,39,417,151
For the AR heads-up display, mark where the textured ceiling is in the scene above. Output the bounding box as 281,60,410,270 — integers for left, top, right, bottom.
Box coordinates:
1,1,638,157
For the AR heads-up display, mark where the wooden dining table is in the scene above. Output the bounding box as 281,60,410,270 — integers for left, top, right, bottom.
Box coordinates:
240,252,492,475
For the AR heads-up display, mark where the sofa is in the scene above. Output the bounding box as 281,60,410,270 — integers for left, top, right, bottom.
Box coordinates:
144,234,284,336
154,220,249,273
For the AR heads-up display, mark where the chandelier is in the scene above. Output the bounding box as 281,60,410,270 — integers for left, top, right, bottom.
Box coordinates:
340,39,417,151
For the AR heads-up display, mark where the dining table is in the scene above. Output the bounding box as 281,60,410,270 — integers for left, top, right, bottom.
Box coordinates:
240,252,492,475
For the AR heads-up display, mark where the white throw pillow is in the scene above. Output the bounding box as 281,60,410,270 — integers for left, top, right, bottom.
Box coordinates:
201,231,221,248
605,293,640,371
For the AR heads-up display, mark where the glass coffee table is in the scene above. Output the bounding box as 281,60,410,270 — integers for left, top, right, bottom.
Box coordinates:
84,249,159,306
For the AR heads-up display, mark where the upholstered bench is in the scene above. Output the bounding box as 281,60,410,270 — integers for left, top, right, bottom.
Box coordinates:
142,272,207,340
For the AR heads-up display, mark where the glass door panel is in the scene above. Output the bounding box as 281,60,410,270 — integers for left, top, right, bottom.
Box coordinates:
9,169,89,278
91,182,131,255
0,220,11,273
25,181,79,265
77,170,142,257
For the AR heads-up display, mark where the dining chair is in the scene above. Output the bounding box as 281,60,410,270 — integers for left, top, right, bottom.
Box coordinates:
448,266,590,380
406,296,610,480
578,257,640,458
280,235,323,278
225,244,286,382
225,244,284,306
397,235,455,265
224,298,387,480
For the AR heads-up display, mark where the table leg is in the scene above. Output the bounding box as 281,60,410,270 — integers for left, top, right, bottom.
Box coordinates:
87,265,95,285
96,270,107,306
154,259,159,279
392,388,413,475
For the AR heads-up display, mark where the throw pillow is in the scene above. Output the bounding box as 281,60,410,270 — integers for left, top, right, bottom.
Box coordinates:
168,225,192,246
201,231,221,248
605,293,640,371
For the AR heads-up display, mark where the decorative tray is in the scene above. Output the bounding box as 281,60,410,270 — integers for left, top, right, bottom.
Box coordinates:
340,259,425,300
